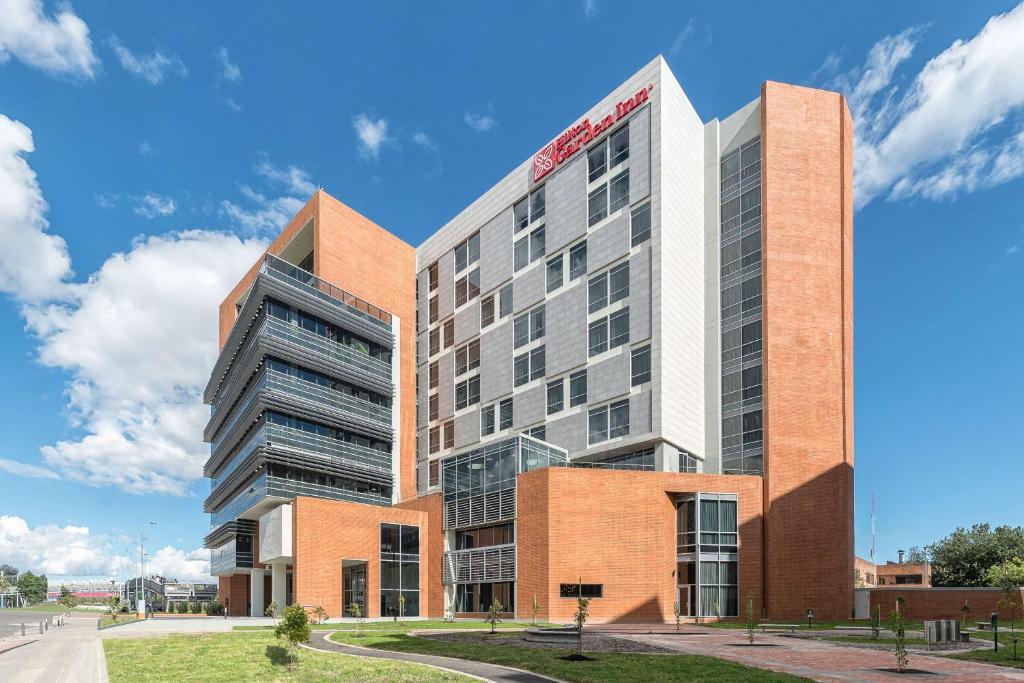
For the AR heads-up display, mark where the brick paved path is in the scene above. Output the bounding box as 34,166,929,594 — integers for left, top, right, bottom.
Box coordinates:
603,625,1024,682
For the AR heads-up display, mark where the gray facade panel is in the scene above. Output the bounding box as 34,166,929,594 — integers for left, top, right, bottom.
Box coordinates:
480,322,513,404
454,303,479,347
587,352,630,406
630,106,652,204
437,349,455,420
436,250,455,321
480,208,514,294
416,269,430,335
512,384,545,429
630,247,652,342
455,408,479,449
417,426,429,460
545,410,587,454
630,389,653,436
545,156,587,255
513,264,545,314
545,284,587,377
416,333,428,369
588,211,630,274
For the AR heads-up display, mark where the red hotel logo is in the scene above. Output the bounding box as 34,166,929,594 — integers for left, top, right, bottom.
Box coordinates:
533,84,653,183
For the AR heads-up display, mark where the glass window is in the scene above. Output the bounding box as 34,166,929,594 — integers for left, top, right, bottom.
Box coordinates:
588,185,607,226
429,393,438,421
569,241,587,280
610,124,629,166
528,425,546,441
428,263,438,291
569,370,587,406
608,262,629,303
480,295,495,327
513,353,529,386
546,254,563,292
560,584,603,599
429,460,439,487
513,197,529,232
514,235,529,271
455,340,480,375
631,345,651,386
455,232,480,272
530,185,545,221
513,313,529,349
608,169,629,213
429,328,440,356
588,318,608,356
429,295,438,324
631,202,651,246
429,361,438,389
429,426,439,453
455,375,479,410
443,319,454,348
481,404,495,436
588,272,608,313
499,398,513,430
444,420,455,448
588,405,608,444
455,267,480,307
588,143,607,182
530,306,545,341
530,346,545,381
609,308,629,348
530,226,545,263
499,284,513,318
609,399,629,438
547,379,563,414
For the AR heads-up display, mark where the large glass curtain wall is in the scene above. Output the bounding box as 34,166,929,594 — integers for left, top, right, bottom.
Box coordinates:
380,523,420,617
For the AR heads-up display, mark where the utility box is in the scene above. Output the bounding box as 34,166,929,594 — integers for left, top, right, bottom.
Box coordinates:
924,619,960,648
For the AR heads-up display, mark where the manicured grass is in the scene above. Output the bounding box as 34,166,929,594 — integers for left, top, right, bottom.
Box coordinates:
103,631,472,682
950,646,1024,669
235,619,556,632
823,635,928,646
329,631,808,682
98,615,143,629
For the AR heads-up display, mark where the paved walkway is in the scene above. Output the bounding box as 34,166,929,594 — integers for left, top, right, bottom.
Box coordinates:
99,615,273,637
306,630,560,683
597,625,1024,682
0,614,106,683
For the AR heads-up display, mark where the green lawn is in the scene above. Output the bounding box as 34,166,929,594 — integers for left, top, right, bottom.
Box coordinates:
103,631,472,682
98,615,143,629
950,646,1024,669
235,619,556,632
329,631,808,682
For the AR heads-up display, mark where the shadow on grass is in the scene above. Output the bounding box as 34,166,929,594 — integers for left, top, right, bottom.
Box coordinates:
265,644,291,666
558,653,597,662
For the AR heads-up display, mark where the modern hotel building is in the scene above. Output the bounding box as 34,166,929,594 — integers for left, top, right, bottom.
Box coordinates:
203,56,854,622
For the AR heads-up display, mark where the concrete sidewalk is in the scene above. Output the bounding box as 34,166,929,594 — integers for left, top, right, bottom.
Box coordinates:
0,615,106,683
99,615,274,637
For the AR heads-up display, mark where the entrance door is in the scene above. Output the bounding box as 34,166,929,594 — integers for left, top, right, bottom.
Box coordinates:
343,560,368,617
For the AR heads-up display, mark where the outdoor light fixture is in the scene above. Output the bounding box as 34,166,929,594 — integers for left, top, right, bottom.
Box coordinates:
807,608,814,629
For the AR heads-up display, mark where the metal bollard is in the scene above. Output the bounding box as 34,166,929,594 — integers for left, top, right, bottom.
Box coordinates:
21,623,25,637
39,621,43,634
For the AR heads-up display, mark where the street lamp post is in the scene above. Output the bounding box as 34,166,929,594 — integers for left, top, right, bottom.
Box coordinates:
138,522,156,617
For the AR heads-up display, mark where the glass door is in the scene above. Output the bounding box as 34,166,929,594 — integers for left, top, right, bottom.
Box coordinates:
343,561,367,616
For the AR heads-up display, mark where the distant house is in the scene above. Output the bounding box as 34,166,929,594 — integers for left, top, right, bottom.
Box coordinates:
855,551,931,589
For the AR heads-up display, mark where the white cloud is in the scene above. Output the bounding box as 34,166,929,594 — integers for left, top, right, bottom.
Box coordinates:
0,0,98,78
94,193,116,209
464,110,497,133
0,515,212,582
133,192,176,219
0,114,73,302
138,141,155,156
1009,245,1020,255
670,18,696,55
353,113,389,160
833,3,1024,206
582,0,596,19
253,157,316,196
109,36,187,85
215,46,240,82
221,185,305,233
226,97,241,113
0,458,59,480
411,131,437,152
24,230,266,495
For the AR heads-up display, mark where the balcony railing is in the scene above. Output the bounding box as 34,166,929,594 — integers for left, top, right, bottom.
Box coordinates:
211,424,267,491
264,369,391,427
262,254,391,327
266,422,391,473
442,544,516,584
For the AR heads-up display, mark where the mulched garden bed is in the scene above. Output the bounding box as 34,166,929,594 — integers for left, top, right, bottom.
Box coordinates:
416,630,674,654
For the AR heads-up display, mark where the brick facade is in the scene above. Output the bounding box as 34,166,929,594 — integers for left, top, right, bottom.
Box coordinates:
869,587,1024,622
761,82,855,621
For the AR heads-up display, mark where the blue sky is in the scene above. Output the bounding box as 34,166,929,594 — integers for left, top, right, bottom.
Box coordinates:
0,0,1021,582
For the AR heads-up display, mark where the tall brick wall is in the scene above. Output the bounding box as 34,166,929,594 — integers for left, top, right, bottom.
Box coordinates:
219,574,249,616
869,587,1024,622
761,82,855,621
517,468,764,623
292,496,432,618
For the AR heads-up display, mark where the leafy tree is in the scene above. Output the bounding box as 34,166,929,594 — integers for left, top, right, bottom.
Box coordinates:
960,601,972,629
16,571,47,605
312,605,328,625
108,595,121,622
905,546,928,564
265,600,279,620
673,600,681,633
531,594,540,626
745,595,756,644
445,590,457,623
871,605,881,639
398,594,406,624
486,599,503,634
889,598,909,673
274,603,310,672
349,601,363,637
573,594,590,657
58,585,78,609
928,524,1024,587
987,557,1024,634
854,567,864,588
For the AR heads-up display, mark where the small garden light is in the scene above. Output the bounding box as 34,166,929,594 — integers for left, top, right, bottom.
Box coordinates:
806,608,814,629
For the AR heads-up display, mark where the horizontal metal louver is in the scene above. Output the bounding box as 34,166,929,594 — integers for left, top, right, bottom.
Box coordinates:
443,488,515,530
442,544,516,585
